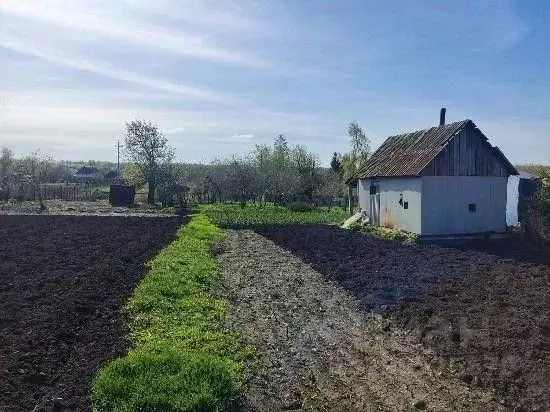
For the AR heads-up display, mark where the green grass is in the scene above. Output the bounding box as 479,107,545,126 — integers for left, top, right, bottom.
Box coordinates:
91,214,252,412
200,203,347,227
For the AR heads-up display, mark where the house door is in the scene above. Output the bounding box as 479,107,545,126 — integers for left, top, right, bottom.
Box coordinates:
370,184,380,226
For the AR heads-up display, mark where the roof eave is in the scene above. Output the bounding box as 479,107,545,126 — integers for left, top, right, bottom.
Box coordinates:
354,173,421,180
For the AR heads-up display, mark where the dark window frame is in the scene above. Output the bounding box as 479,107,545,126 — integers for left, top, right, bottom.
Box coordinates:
370,184,378,195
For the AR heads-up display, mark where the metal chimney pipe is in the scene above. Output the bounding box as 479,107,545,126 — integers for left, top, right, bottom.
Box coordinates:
440,107,446,126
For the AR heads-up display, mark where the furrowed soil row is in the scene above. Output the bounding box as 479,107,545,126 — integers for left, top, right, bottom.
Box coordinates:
217,229,504,411
0,215,181,412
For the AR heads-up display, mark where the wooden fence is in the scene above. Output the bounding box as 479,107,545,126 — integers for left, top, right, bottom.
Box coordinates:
2,183,107,202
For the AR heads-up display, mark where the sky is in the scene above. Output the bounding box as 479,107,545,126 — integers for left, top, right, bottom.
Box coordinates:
1,0,549,165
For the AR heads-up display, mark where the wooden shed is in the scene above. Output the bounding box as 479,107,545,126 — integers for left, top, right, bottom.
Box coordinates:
348,110,518,236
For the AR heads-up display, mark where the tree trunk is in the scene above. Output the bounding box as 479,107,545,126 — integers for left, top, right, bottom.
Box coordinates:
148,181,156,205
36,182,46,211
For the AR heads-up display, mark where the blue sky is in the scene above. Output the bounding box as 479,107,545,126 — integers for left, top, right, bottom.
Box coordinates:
1,0,549,165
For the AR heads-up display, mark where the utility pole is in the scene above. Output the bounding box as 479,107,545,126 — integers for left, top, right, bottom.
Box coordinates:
116,140,121,177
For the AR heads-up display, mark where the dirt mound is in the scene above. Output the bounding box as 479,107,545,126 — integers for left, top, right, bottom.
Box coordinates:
0,215,181,412
255,225,550,411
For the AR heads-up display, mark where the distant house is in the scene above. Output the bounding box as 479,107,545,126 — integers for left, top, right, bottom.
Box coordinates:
347,109,518,236
74,166,100,183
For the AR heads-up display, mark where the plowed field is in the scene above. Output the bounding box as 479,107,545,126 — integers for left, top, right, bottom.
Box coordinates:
0,215,181,412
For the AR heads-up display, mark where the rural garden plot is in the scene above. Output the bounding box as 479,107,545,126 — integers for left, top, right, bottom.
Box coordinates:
216,229,502,411
91,215,253,411
200,204,550,409
254,224,550,411
0,215,180,412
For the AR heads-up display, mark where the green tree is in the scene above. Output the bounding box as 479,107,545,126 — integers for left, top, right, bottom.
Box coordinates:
341,122,371,181
330,152,342,176
124,120,175,205
341,152,358,182
291,145,320,200
273,134,290,168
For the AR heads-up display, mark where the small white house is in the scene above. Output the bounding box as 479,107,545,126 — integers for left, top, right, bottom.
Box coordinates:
348,113,518,236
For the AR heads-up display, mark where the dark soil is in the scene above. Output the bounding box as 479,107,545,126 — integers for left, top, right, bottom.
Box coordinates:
219,230,502,412
255,225,550,411
0,215,181,412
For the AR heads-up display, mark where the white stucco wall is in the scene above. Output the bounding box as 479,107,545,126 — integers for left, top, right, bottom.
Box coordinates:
506,175,520,226
358,177,422,234
421,176,508,235
358,178,371,216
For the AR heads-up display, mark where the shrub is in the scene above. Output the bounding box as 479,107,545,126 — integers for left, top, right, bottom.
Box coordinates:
350,222,417,244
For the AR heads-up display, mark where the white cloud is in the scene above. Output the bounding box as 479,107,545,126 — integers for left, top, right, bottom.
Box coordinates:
164,127,186,135
230,134,254,139
120,0,264,34
0,34,238,104
0,92,346,161
2,0,268,68
0,0,544,166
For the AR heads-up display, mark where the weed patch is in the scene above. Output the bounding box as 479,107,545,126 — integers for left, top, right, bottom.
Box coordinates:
91,214,251,411
349,222,418,244
200,203,347,227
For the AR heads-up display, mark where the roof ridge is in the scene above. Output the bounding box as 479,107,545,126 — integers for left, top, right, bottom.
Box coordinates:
387,119,470,139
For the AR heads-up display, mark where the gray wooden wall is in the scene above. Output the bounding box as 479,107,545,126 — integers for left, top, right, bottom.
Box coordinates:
421,123,509,177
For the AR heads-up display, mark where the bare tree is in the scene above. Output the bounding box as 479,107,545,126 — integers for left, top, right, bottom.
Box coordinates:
0,147,14,200
348,122,370,162
227,157,256,207
18,151,52,210
0,147,14,185
124,120,174,205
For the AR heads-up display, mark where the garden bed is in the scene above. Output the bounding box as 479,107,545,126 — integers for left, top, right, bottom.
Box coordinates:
0,215,181,411
217,229,503,411
91,214,251,411
254,225,550,411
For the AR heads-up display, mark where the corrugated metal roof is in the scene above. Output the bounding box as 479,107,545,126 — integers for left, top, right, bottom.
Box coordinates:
353,120,470,179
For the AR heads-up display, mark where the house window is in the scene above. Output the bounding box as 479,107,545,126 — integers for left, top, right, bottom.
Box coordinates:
469,203,476,212
399,193,403,206
370,185,378,195
404,201,409,210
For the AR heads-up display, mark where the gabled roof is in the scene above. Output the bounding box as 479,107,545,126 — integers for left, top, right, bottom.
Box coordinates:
351,119,517,181
74,166,99,176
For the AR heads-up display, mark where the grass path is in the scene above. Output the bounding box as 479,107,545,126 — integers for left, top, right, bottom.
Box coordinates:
91,215,252,411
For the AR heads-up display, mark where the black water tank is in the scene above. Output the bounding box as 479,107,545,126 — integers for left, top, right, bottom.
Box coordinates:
109,185,135,207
